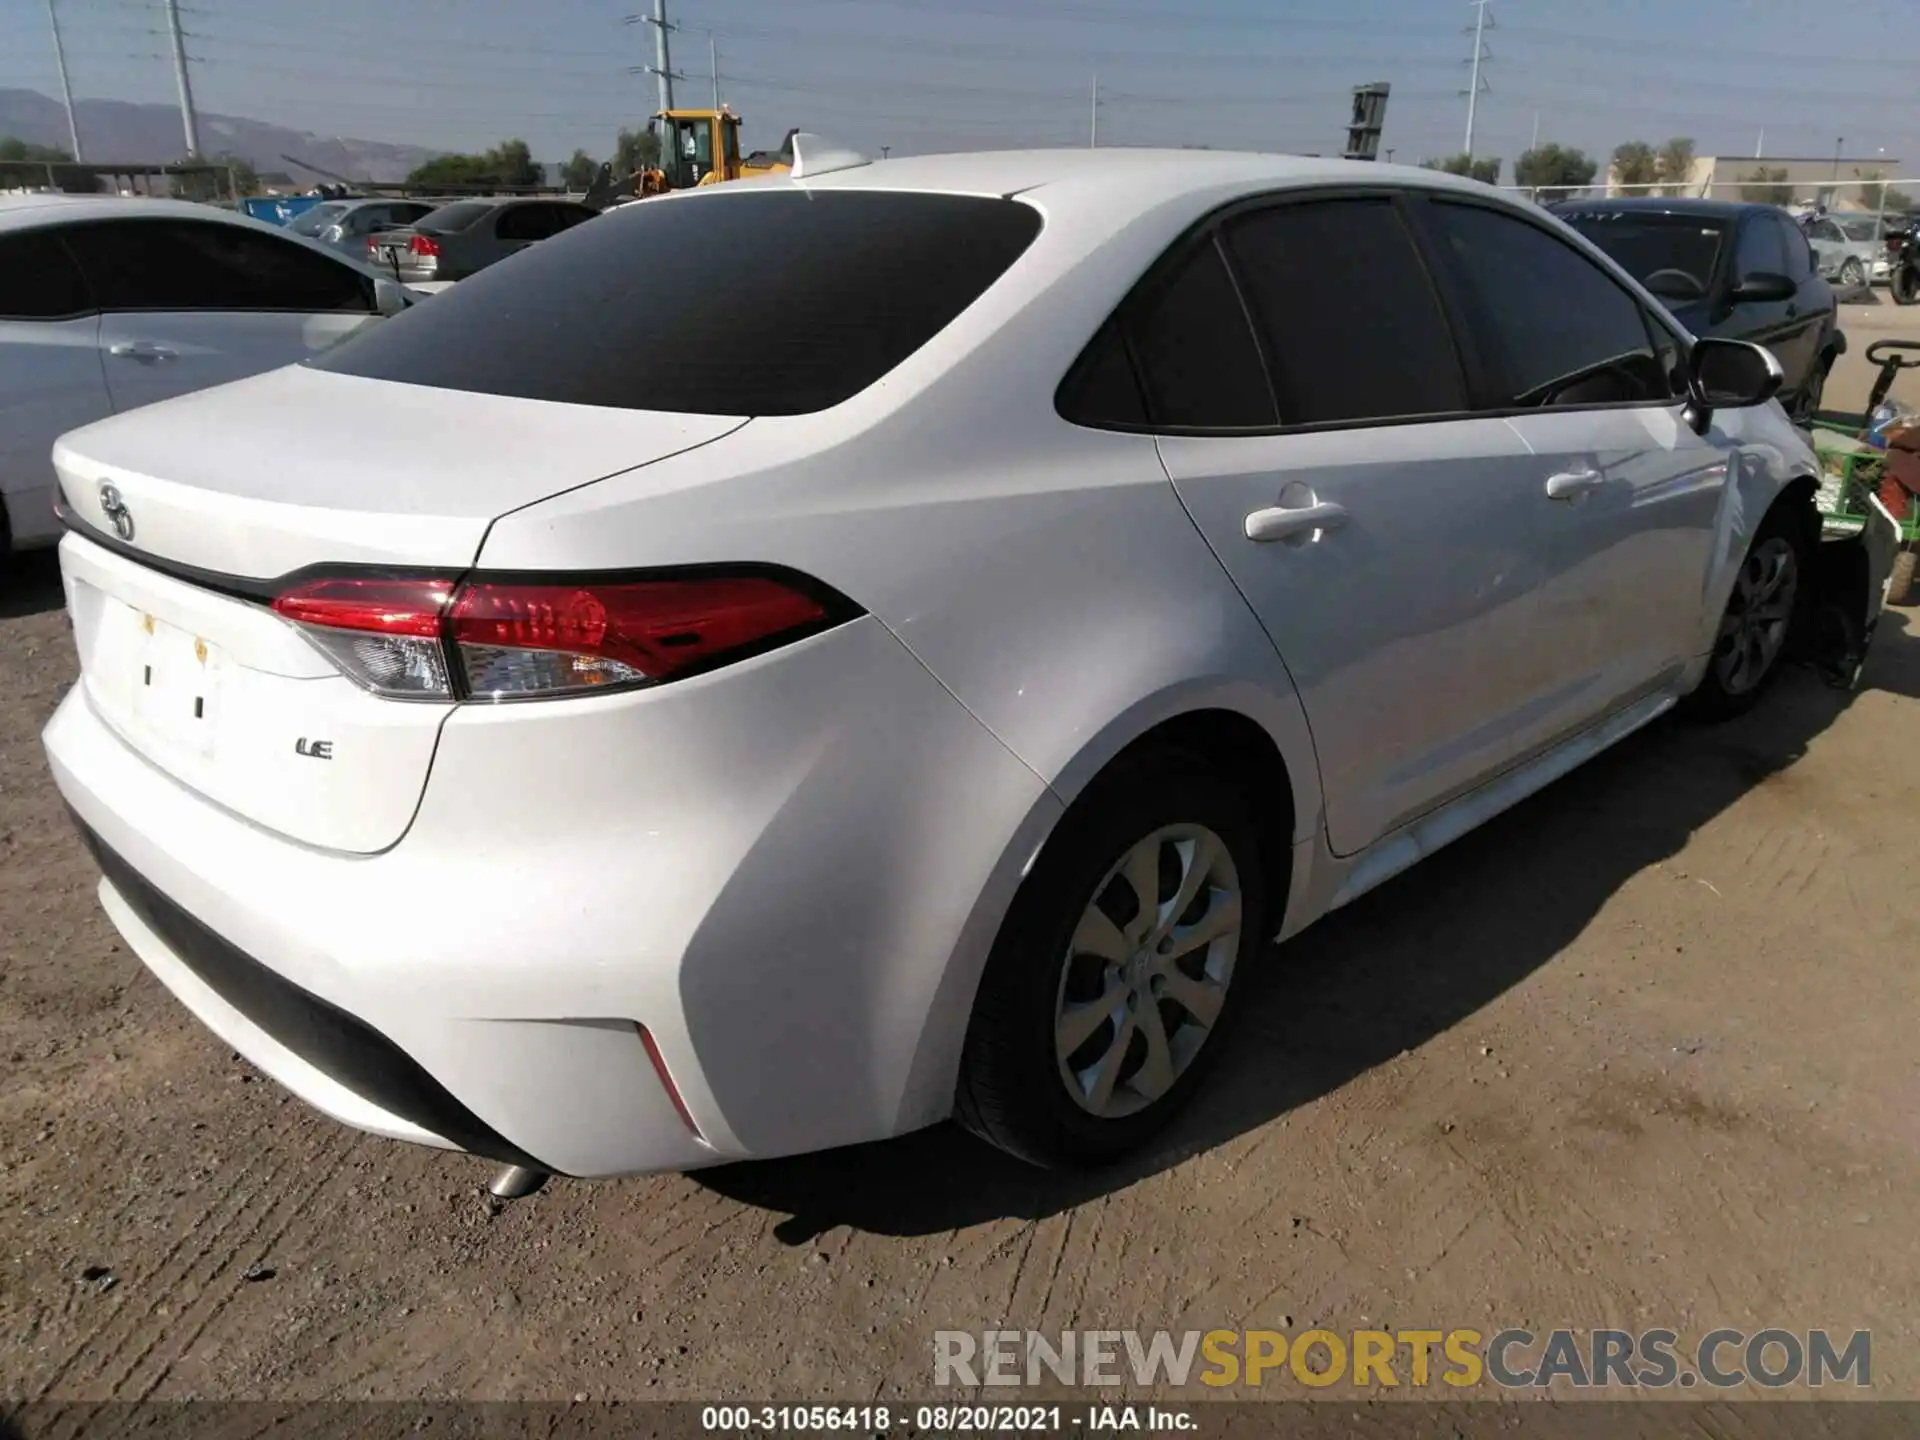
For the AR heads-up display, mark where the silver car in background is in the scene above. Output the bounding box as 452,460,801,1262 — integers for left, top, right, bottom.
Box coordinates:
289,199,441,259
1805,214,1894,289
367,198,598,284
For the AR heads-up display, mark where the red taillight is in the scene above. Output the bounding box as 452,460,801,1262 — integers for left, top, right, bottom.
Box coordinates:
272,577,458,700
272,576,454,637
408,234,441,257
271,571,841,702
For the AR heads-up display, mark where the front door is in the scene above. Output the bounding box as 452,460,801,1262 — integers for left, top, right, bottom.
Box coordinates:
1415,196,1729,731
1726,210,1821,394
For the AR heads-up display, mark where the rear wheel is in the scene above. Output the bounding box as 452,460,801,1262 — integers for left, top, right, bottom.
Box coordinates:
956,751,1272,1169
1683,508,1806,720
1893,262,1920,306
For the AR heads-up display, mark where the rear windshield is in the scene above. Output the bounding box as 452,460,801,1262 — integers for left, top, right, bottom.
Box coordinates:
307,189,1043,415
417,201,495,232
1557,210,1729,299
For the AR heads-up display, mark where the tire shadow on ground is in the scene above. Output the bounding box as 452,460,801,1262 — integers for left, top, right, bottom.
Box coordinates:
0,550,64,620
698,623,1916,1241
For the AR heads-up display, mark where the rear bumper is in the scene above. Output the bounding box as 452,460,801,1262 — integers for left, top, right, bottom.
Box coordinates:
45,614,1057,1177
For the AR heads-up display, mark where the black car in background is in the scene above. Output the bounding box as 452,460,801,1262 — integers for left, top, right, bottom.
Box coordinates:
1550,198,1843,421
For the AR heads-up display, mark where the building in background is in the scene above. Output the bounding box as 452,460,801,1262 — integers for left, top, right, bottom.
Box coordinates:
1605,153,1907,211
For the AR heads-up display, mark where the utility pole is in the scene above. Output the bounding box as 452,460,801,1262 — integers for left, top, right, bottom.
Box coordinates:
1832,136,1843,180
639,0,678,117
708,33,720,110
1755,128,1764,158
163,0,199,157
1529,110,1539,153
46,0,82,162
1461,0,1493,158
1089,70,1098,148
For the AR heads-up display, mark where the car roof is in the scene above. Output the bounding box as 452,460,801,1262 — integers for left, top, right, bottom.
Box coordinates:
0,192,394,281
643,146,1517,233
0,193,273,233
1551,196,1772,221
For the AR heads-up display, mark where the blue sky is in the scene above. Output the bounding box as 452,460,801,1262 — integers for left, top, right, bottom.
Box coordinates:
3,0,1917,182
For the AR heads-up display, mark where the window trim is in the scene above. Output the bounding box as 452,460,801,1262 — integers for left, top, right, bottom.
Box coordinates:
1058,182,1499,438
1408,191,1694,419
59,216,376,317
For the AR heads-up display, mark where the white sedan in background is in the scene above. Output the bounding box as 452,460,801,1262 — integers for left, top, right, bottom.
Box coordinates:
41,146,1886,1184
0,195,409,567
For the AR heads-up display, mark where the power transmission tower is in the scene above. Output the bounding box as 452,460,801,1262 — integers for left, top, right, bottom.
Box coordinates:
46,0,82,162
1461,0,1493,159
164,0,200,157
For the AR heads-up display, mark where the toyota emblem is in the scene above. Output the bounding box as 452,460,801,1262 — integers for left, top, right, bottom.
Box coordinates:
98,483,134,542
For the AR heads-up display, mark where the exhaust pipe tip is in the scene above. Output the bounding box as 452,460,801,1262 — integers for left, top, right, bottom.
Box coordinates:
487,1165,549,1200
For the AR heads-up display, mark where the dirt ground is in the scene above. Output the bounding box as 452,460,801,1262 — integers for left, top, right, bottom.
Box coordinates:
3,369,1918,1401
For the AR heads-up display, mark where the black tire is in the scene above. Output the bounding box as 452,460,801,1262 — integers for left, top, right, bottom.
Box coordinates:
1889,548,1917,607
955,749,1274,1169
1893,263,1920,306
1682,504,1810,721
1838,257,1866,291
1795,357,1831,424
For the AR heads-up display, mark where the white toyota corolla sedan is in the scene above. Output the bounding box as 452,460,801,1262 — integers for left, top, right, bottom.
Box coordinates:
41,146,1860,1179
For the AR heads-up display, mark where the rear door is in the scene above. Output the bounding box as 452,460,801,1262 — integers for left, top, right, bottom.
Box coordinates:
62,217,380,415
1150,192,1553,855
1419,196,1728,730
0,227,109,540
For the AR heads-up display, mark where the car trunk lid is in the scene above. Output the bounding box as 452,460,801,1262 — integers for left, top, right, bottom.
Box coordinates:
53,365,746,853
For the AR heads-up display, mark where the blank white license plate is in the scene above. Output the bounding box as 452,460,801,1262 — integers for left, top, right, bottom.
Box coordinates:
127,610,225,757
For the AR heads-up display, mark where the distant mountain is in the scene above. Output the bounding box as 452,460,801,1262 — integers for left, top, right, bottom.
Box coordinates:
0,88,443,183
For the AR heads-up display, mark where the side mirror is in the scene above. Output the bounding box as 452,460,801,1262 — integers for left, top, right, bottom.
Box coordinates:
372,276,409,317
1731,270,1796,303
1684,337,1784,435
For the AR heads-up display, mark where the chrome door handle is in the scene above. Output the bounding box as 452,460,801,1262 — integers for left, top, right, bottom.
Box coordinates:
1244,500,1349,543
108,341,177,363
1544,469,1604,501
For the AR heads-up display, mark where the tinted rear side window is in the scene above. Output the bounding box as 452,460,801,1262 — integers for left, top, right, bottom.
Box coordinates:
1223,197,1466,425
64,219,373,314
1124,238,1276,428
311,190,1043,415
0,229,93,319
419,202,494,233
1056,317,1147,427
